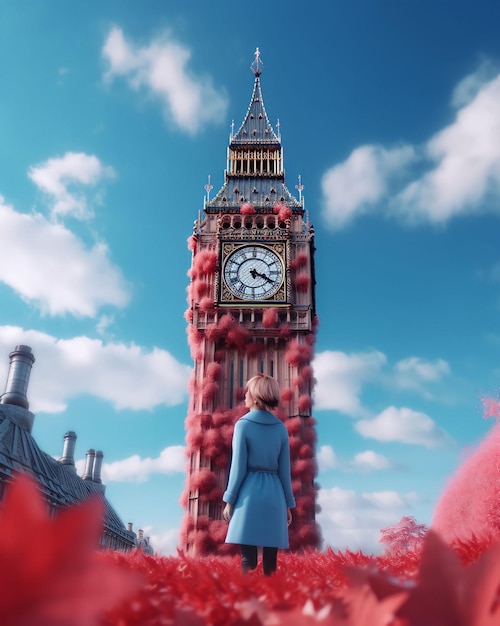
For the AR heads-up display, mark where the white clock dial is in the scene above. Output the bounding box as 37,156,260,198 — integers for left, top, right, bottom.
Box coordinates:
224,245,284,300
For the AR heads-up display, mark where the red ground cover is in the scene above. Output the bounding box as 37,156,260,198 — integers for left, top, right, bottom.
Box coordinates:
2,474,500,625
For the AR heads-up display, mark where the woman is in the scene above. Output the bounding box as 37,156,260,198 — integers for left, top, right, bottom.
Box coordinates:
222,374,295,575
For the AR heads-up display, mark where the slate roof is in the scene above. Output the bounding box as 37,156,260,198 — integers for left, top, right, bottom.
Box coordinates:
0,403,134,549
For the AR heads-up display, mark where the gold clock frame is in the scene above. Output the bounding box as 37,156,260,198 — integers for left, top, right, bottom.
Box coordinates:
219,241,288,304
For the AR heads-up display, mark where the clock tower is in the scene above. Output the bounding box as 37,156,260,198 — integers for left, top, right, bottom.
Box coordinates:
181,49,321,555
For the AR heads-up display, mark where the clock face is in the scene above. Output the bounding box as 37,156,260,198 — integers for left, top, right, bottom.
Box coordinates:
223,245,284,300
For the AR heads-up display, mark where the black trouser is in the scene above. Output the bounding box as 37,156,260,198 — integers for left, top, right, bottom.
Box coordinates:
240,545,278,575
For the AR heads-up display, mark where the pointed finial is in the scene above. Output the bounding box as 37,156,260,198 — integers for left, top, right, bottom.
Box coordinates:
230,119,235,139
204,175,213,201
251,47,264,77
276,118,281,140
295,175,304,202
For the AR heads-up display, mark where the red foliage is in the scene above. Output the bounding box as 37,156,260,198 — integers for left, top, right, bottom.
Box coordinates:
185,425,204,451
4,482,500,626
432,421,500,544
190,469,218,493
204,428,225,457
187,235,197,251
285,340,313,367
226,325,251,350
218,313,236,332
299,444,314,459
192,279,209,299
482,396,500,420
262,307,279,328
206,361,222,380
199,413,213,429
301,424,317,445
200,487,224,503
240,203,256,214
379,516,428,556
0,474,139,626
201,380,219,402
295,273,310,292
298,394,313,413
273,204,292,221
205,322,223,342
279,324,291,338
198,296,215,312
286,416,302,435
281,387,295,402
292,458,316,482
245,341,265,357
193,249,218,275
291,252,308,270
301,365,314,381
292,375,305,388
289,436,302,457
212,408,233,428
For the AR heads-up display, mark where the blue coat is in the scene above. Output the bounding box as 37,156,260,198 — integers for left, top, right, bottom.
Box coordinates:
223,410,295,549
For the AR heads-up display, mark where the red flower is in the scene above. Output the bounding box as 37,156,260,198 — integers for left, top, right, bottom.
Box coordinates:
0,473,140,626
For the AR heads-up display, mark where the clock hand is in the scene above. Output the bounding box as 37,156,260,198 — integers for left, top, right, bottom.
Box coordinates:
250,268,273,283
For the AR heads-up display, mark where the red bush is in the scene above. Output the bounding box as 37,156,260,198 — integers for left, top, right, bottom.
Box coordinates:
262,307,279,328
190,469,218,493
206,361,222,380
285,340,312,367
240,203,255,214
198,296,215,312
298,394,313,413
295,273,310,292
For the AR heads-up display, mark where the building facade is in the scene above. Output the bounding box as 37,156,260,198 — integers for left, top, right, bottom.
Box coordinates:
181,50,321,555
0,344,135,551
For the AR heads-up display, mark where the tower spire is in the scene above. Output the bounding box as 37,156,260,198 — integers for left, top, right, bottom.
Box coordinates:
251,47,263,77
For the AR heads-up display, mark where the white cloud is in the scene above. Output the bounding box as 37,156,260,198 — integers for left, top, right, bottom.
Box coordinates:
355,406,453,448
393,357,450,397
148,527,180,556
317,486,419,553
317,444,338,471
394,357,450,383
29,152,115,220
102,26,228,134
0,326,191,412
321,144,416,229
451,59,499,109
352,450,391,471
313,350,386,417
398,72,500,224
321,64,500,229
0,197,130,317
318,445,391,473
98,445,185,483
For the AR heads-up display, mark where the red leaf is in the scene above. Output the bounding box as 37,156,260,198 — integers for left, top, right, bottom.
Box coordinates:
0,473,140,626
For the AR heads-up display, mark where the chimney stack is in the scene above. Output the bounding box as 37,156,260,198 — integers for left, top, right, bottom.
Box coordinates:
0,345,35,410
82,449,95,481
92,450,104,484
59,431,77,470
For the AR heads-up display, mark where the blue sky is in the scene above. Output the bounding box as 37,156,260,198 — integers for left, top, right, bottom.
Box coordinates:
1,0,500,554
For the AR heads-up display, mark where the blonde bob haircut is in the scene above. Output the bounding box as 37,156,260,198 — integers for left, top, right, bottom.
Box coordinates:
246,373,280,410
